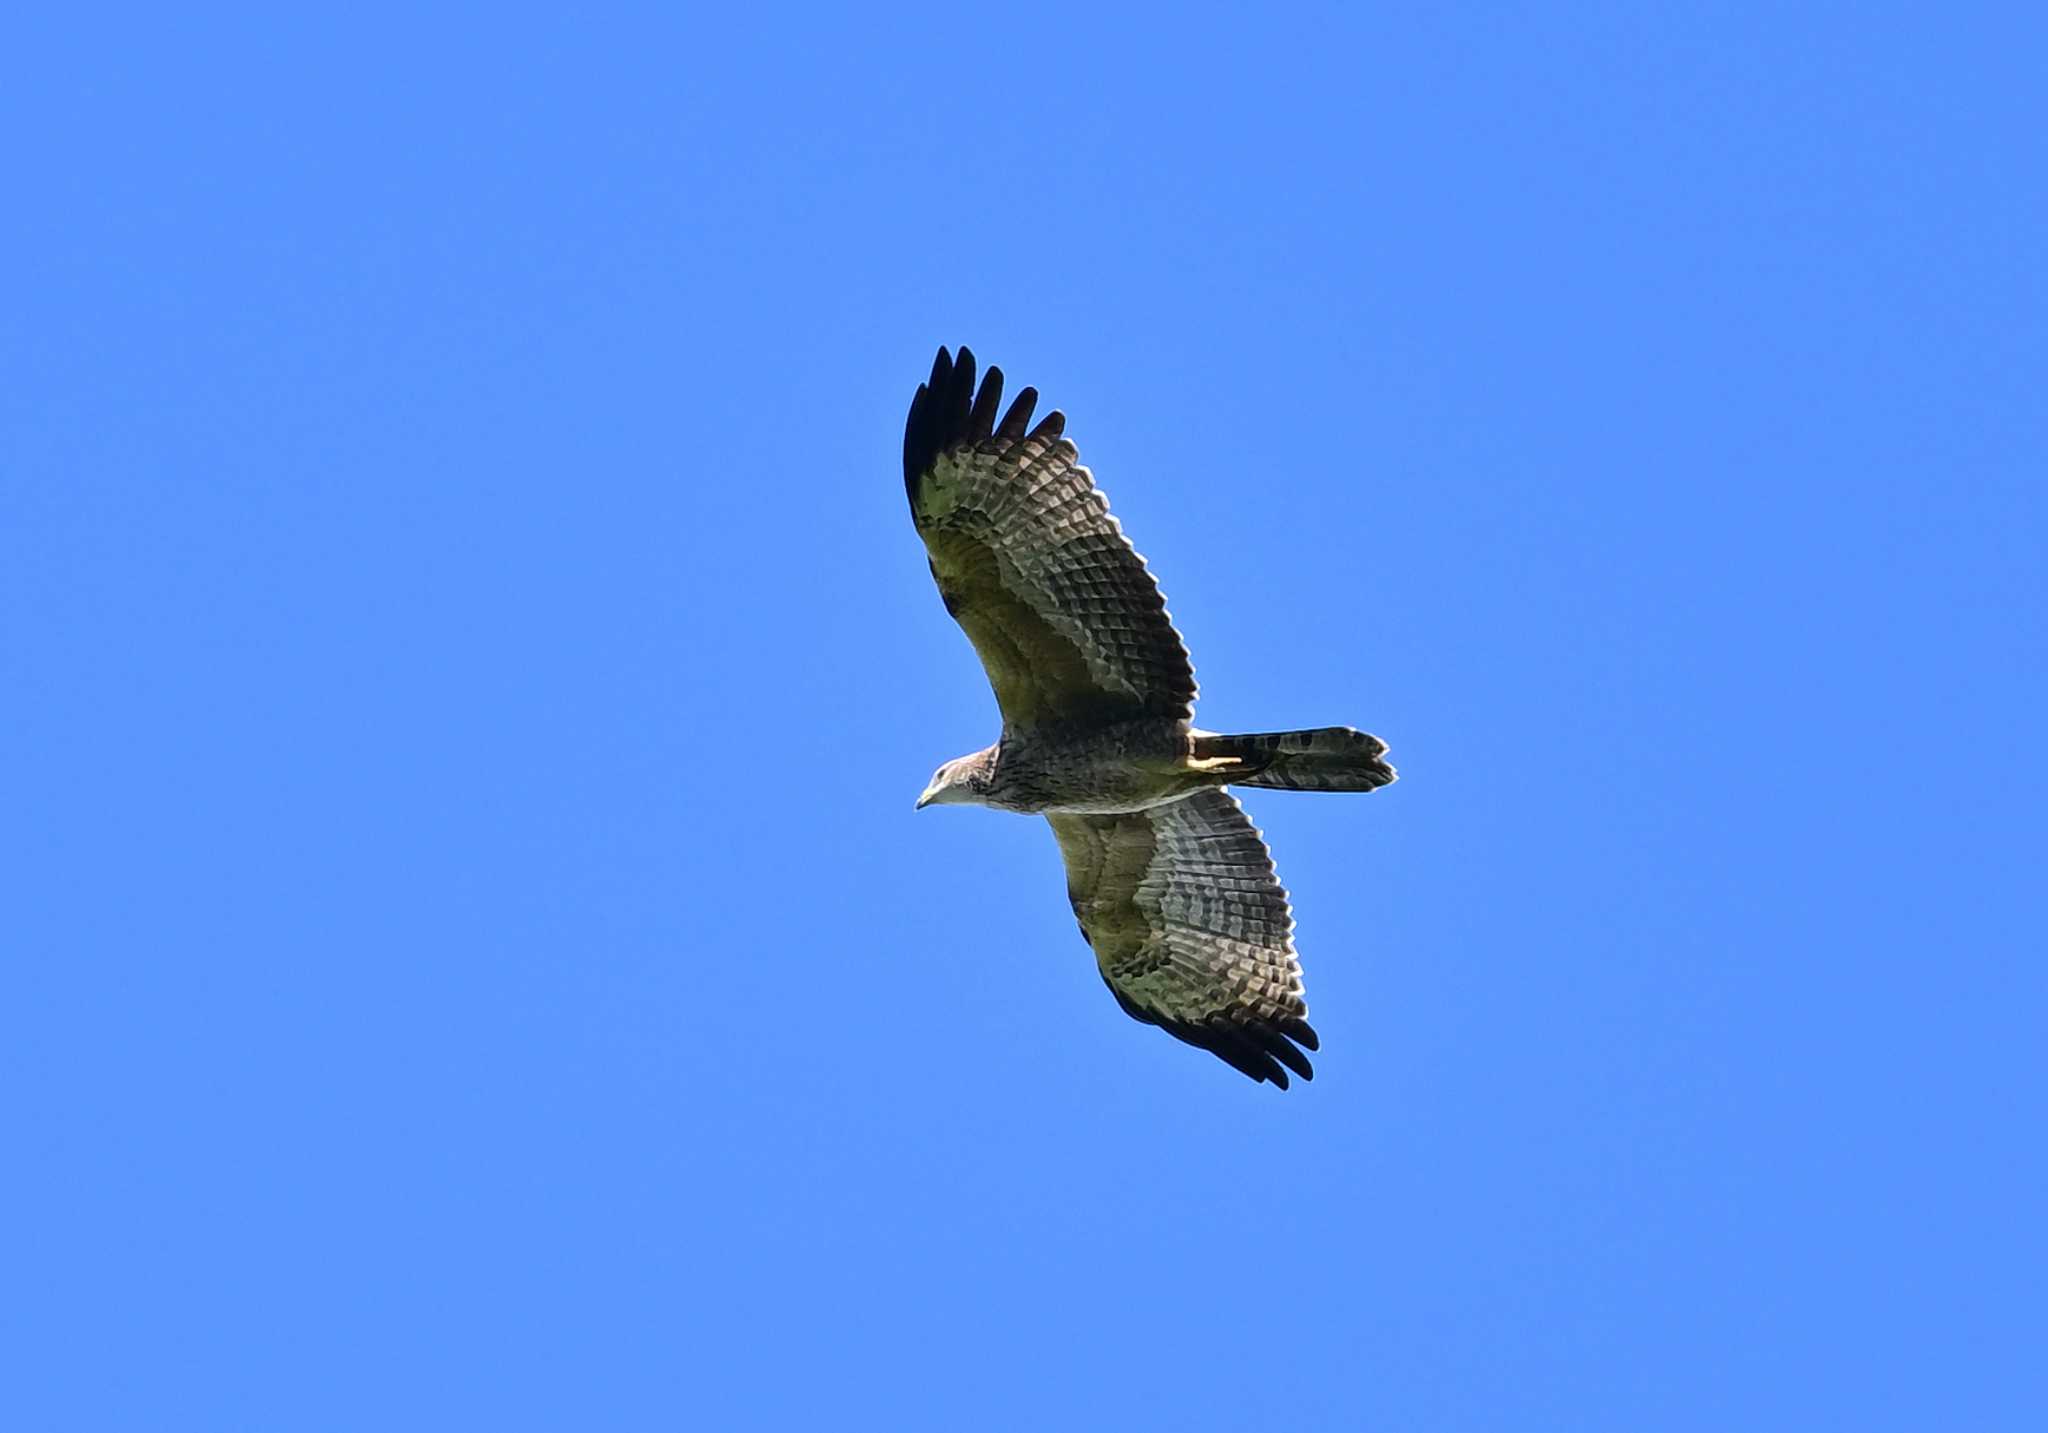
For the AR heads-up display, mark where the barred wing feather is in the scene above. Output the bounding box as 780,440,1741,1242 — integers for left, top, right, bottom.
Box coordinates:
903,346,1196,732
1048,789,1319,1087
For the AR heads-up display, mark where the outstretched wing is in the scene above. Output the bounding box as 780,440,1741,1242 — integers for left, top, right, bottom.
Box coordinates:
903,345,1197,732
1048,789,1318,1088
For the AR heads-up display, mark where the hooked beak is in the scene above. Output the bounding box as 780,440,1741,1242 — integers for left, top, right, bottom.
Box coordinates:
914,786,937,811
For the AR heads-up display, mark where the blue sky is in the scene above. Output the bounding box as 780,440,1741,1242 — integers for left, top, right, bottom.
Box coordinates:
6,5,2043,1429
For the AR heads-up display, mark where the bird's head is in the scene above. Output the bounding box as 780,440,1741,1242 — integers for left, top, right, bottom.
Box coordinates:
915,748,995,810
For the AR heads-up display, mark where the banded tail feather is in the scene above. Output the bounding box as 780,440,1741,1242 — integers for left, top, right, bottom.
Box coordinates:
1194,726,1398,793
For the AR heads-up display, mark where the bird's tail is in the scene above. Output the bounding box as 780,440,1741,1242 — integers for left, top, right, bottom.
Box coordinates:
1192,727,1397,793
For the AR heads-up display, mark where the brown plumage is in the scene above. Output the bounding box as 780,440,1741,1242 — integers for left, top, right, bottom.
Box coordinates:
907,346,1396,1088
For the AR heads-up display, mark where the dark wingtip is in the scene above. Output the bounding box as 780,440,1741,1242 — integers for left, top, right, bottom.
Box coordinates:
1179,1010,1317,1089
953,347,976,407
1260,1030,1315,1083
904,345,967,499
967,364,1003,441
1206,1028,1287,1087
1103,978,1313,1089
903,346,1048,507
995,386,1039,441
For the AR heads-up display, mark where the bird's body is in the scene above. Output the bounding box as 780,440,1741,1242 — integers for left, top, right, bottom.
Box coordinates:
906,346,1396,1088
927,722,1216,815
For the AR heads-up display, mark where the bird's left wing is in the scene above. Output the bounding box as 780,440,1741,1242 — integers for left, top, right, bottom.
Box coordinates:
903,346,1197,732
1048,789,1319,1088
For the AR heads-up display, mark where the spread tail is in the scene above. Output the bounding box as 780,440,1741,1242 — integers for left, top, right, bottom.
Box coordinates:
1193,727,1397,793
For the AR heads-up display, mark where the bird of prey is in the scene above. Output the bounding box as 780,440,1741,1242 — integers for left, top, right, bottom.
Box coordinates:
905,346,1396,1088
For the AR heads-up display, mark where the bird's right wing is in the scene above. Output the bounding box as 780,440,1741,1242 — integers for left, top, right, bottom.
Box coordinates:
1048,789,1318,1088
903,346,1197,732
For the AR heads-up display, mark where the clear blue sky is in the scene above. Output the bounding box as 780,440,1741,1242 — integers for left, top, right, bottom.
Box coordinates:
6,6,2043,1429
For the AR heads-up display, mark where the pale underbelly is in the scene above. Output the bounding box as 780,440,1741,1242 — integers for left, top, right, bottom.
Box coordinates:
988,767,1202,816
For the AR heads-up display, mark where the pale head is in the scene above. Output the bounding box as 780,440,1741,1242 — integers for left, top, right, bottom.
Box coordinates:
915,747,996,810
